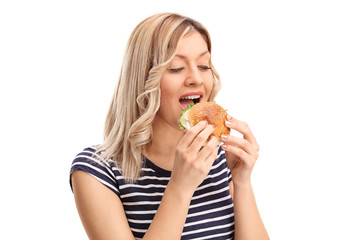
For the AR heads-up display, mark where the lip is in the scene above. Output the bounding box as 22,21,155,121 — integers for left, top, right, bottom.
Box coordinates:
178,91,204,110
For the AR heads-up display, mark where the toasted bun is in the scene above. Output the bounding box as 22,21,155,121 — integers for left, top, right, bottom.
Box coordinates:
185,102,230,141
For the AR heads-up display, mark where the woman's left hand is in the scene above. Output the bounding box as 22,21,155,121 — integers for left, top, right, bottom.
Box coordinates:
220,116,260,184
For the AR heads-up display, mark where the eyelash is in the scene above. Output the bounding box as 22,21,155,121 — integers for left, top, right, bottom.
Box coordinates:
199,65,211,70
168,66,211,73
169,67,184,73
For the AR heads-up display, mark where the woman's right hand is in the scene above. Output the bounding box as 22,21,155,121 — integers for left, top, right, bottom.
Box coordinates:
169,120,219,197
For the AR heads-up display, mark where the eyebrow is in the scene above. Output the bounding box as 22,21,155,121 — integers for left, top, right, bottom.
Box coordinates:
175,50,210,59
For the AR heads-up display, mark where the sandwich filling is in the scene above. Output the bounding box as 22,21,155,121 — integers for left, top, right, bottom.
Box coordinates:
179,95,201,110
178,103,196,129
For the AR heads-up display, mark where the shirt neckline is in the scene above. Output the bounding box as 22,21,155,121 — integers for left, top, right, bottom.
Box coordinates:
143,157,171,177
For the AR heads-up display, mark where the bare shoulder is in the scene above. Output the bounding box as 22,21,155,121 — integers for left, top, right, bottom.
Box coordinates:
71,170,135,240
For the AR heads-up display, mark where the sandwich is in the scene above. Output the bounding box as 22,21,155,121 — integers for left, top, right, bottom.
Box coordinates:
178,102,230,143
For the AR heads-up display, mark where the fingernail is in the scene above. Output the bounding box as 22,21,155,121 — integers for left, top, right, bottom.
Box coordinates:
222,144,228,149
202,120,208,125
225,121,231,126
221,135,228,140
227,115,232,120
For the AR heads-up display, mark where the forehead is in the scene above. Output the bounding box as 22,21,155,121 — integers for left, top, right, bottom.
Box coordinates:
175,31,209,57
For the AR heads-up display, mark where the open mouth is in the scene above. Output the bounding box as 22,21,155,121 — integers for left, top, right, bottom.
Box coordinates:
179,94,202,110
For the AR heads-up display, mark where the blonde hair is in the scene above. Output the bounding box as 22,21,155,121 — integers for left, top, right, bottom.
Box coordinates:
96,13,221,182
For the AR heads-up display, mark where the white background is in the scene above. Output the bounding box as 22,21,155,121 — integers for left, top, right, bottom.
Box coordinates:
1,0,359,239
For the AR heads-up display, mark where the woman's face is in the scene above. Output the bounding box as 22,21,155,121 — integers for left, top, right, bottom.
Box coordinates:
156,30,214,130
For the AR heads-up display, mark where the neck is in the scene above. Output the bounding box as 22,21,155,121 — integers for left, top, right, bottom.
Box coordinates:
143,116,184,171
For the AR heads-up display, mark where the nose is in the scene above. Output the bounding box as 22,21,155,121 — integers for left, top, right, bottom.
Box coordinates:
184,66,203,87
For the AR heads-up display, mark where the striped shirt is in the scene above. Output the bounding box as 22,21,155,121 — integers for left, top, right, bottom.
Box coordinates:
70,146,235,239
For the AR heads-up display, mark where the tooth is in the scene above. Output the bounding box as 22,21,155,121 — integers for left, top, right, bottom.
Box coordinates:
181,95,200,100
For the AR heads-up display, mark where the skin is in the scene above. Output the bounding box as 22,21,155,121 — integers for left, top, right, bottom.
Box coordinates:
71,31,269,239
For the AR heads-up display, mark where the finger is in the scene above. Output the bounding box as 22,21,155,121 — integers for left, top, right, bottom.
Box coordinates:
222,144,256,167
178,120,208,148
198,136,218,162
188,124,215,152
220,135,258,155
225,116,259,149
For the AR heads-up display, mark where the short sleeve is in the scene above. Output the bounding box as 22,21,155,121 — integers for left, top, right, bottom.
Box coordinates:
69,146,120,198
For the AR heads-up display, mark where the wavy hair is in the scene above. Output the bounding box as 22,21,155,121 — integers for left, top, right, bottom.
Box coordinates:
96,13,221,182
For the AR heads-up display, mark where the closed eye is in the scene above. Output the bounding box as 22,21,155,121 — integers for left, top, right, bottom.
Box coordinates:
168,67,184,73
198,65,211,70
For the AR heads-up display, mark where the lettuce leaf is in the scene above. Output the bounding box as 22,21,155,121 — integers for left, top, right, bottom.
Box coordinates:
178,103,197,130
178,119,185,129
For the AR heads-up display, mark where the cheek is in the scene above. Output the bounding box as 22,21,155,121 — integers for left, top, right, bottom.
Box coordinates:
159,79,178,109
160,84,175,101
205,76,214,92
159,76,172,98
160,73,182,99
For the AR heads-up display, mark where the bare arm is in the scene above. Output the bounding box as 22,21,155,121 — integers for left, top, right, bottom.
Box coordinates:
229,181,269,240
72,122,218,239
222,116,269,239
72,170,135,240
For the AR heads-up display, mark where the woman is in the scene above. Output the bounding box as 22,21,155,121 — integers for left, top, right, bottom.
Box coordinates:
70,13,269,239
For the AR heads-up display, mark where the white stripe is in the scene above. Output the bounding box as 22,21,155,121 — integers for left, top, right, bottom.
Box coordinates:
182,222,234,236
207,166,228,178
211,154,226,170
89,173,119,194
114,175,125,180
81,149,102,160
115,174,171,181
184,213,234,227
195,230,235,240
119,183,166,190
138,175,170,181
217,149,226,158
206,164,227,178
127,218,152,224
130,227,147,233
201,169,228,186
141,168,156,172
121,191,164,198
123,200,160,206
72,161,116,184
88,146,97,151
80,152,118,179
75,153,105,166
190,195,232,209
80,149,113,167
75,153,113,173
187,204,234,218
125,209,156,214
192,186,229,201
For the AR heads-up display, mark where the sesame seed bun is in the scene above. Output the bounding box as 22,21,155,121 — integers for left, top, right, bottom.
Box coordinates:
179,102,230,142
